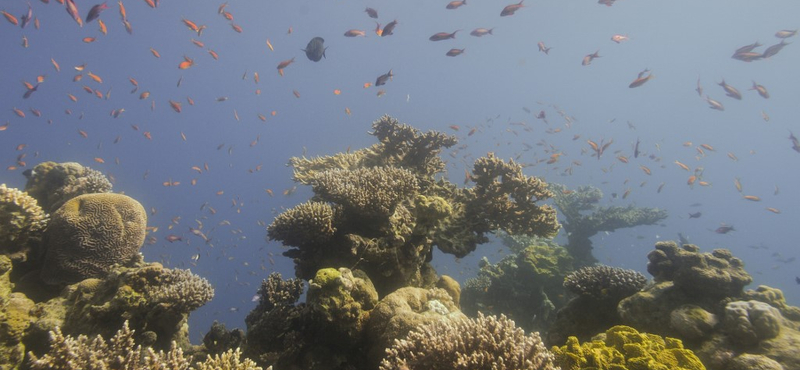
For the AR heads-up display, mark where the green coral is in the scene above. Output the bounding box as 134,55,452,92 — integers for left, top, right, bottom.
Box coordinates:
552,325,706,370
306,268,378,338
550,183,668,266
1,255,36,370
0,184,48,263
24,161,113,212
462,243,573,333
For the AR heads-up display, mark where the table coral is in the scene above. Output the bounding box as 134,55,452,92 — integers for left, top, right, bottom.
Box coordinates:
564,265,647,302
0,184,48,263
270,115,560,295
550,183,667,266
40,193,147,285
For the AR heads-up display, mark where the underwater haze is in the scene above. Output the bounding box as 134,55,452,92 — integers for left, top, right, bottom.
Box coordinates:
1,0,799,342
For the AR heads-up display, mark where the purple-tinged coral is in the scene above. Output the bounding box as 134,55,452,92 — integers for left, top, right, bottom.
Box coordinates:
380,312,558,370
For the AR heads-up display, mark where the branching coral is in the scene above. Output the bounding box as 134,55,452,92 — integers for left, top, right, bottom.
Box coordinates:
379,313,559,370
550,183,667,266
270,115,560,295
0,184,48,262
29,321,262,370
24,161,112,212
28,321,192,370
41,193,147,285
147,268,215,312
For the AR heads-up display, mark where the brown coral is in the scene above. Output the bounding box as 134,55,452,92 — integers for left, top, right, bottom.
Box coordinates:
24,162,112,212
0,184,48,262
380,312,558,370
309,166,419,218
41,193,147,285
563,265,647,301
147,268,215,312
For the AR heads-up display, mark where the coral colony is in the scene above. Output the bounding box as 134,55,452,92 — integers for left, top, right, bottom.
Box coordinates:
2,116,799,370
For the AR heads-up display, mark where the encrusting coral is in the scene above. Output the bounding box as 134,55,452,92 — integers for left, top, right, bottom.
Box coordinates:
24,161,113,213
0,184,48,263
549,183,667,266
380,312,559,370
269,115,560,295
551,325,706,370
40,192,147,285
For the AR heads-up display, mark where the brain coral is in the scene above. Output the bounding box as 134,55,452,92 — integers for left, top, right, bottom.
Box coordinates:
41,193,147,285
0,184,48,262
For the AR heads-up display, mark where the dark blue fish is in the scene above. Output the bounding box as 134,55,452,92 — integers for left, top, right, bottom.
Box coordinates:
375,69,393,86
303,37,326,62
86,2,109,23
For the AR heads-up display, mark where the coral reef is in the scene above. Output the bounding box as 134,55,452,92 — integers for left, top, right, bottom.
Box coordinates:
616,242,800,370
551,325,706,370
41,192,147,285
0,184,48,264
202,321,246,356
24,161,113,213
550,183,668,266
269,115,559,295
28,257,214,353
380,312,558,370
306,267,378,339
462,242,573,333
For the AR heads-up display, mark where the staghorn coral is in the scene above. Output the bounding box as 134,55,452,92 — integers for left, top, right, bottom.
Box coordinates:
0,184,48,263
28,321,192,370
24,161,113,212
563,265,647,302
379,312,559,370
551,325,706,370
270,116,560,295
193,348,263,370
41,192,147,285
550,183,667,266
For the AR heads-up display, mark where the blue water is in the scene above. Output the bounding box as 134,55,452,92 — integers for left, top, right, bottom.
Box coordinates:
1,0,798,342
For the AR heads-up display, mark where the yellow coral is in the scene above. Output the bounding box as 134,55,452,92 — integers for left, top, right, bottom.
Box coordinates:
552,325,706,370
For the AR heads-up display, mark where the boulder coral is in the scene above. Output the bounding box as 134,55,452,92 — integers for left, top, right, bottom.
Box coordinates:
0,255,36,369
0,184,48,263
41,193,147,285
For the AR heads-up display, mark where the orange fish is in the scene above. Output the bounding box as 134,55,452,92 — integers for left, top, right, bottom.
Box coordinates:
178,55,194,69
231,23,242,33
674,160,689,171
143,131,152,140
0,122,9,131
1,10,19,25
87,71,103,83
169,100,182,113
118,0,127,20
639,165,651,175
51,58,61,72
98,19,107,34
182,18,199,32
191,39,204,48
344,29,366,37
765,207,781,214
266,39,274,51
333,89,341,95
150,48,160,58
208,49,218,60
83,36,97,43
277,57,295,70
742,195,761,202
93,157,105,164
12,108,25,118
143,0,156,8
78,130,88,138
